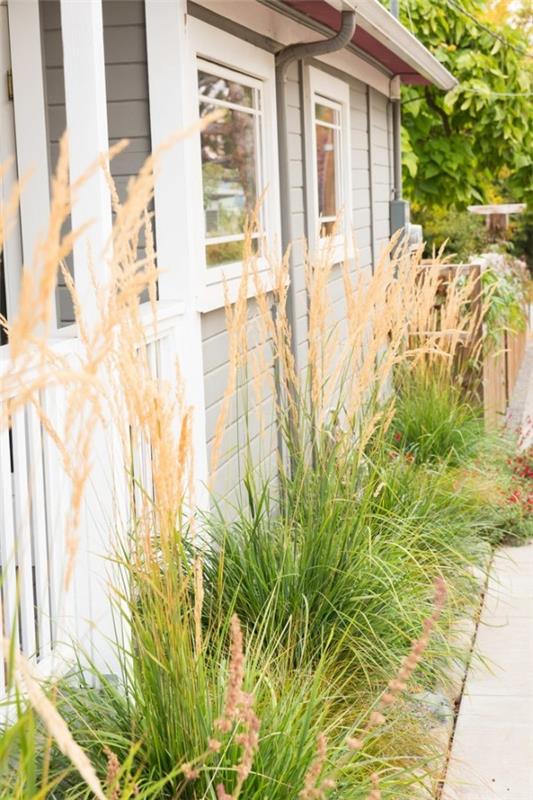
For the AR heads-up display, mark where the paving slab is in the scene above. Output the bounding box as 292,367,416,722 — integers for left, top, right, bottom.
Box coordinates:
442,544,533,800
506,338,533,446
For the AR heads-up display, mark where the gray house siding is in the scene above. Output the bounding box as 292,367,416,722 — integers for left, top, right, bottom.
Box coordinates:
202,302,279,510
350,81,373,272
40,0,151,325
286,61,309,378
39,2,395,507
369,88,393,263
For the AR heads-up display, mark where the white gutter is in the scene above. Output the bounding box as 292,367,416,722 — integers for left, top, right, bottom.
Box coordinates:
327,0,457,90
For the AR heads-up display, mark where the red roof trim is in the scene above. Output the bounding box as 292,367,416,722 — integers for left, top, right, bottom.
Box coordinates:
282,0,431,85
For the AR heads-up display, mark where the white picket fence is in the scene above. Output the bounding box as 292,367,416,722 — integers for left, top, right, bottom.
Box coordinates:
0,302,185,695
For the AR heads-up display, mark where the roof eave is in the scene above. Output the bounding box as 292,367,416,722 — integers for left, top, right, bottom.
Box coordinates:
327,0,458,90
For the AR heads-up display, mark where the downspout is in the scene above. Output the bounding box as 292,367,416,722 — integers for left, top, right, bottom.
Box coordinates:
390,0,402,202
275,10,356,357
391,76,402,200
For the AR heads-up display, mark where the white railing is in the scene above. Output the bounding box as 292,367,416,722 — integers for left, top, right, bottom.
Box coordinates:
0,302,185,695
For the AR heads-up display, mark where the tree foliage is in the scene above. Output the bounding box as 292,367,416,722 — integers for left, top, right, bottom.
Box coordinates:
399,0,533,209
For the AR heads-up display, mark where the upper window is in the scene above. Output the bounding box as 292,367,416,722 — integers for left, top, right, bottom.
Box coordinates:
189,16,281,306
198,63,263,268
306,67,352,254
314,98,342,237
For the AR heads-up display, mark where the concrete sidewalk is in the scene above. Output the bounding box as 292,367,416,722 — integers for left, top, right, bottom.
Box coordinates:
442,333,533,799
506,339,533,448
442,544,533,799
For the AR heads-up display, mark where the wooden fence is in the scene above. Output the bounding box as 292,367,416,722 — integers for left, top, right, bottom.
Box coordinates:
420,260,529,428
483,327,528,428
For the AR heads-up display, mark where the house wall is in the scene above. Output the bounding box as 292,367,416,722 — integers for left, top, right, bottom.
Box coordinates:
39,0,394,508
370,88,393,262
40,0,151,325
202,301,279,510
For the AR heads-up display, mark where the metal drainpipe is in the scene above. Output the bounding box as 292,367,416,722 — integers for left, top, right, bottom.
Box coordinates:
392,83,402,200
390,1,402,200
275,10,356,358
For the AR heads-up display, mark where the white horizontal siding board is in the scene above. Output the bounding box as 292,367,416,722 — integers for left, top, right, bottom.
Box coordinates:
209,405,277,471
201,306,228,341
26,402,52,660
375,206,390,225
289,159,304,189
286,104,301,134
0,420,18,645
291,187,305,215
350,109,368,133
353,188,369,213
11,407,37,657
352,170,370,191
372,127,390,148
287,132,303,161
205,379,275,440
351,130,369,151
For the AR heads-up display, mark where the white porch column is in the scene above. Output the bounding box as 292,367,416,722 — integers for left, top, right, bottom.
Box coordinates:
59,0,118,676
6,0,54,322
145,0,209,508
60,0,112,326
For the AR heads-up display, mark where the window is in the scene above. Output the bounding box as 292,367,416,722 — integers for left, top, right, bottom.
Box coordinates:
305,67,351,255
189,17,281,307
314,98,342,237
198,64,263,268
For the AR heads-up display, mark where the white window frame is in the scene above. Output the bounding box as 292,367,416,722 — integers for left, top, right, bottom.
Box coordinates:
187,17,281,312
304,66,352,263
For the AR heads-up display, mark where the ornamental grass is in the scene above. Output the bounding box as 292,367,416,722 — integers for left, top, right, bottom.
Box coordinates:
0,133,527,799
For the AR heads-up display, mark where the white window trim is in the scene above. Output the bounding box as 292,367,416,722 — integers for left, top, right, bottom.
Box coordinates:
187,17,281,312
304,66,352,264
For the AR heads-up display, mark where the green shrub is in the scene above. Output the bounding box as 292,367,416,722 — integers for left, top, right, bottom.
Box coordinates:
415,207,490,262
204,427,486,696
389,372,485,466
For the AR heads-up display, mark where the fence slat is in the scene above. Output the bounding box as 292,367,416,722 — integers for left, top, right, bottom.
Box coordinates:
26,401,52,659
11,407,37,657
0,416,17,656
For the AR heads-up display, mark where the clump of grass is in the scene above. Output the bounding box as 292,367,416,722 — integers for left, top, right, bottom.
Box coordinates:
389,371,485,466
0,119,518,800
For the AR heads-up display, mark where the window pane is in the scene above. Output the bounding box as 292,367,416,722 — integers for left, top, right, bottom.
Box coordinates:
198,70,256,109
206,236,259,267
315,102,339,125
316,123,337,220
199,104,258,257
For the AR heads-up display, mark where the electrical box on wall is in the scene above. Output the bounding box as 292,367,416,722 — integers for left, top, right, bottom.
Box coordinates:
390,199,410,234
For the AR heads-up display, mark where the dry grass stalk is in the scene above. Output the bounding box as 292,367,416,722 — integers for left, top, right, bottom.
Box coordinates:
213,614,260,800
104,746,121,800
208,218,488,485
3,639,106,800
300,577,448,799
